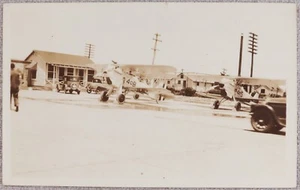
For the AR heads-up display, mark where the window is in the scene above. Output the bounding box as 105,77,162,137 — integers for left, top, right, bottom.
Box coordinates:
261,89,266,94
88,70,95,82
197,82,200,86
47,64,54,79
31,70,37,79
180,74,184,79
167,80,170,84
67,68,74,76
78,69,84,81
178,80,181,84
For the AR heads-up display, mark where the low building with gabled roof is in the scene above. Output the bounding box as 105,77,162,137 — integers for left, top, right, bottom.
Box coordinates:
165,72,224,91
19,50,96,87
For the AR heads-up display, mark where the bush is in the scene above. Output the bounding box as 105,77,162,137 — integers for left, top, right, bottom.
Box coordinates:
182,87,196,96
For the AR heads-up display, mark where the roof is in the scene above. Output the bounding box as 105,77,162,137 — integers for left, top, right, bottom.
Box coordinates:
25,61,37,69
11,59,31,64
187,74,226,83
25,50,95,66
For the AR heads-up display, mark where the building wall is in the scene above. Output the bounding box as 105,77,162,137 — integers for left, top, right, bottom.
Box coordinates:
173,73,189,90
165,74,216,91
255,86,285,97
25,53,47,86
189,81,215,92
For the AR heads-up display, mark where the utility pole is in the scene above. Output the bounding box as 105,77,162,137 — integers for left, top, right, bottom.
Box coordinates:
238,33,243,77
151,33,162,65
248,32,258,93
85,43,95,59
248,32,258,77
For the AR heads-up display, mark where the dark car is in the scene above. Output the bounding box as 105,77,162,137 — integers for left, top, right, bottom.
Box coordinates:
249,97,286,133
56,75,81,95
86,78,106,94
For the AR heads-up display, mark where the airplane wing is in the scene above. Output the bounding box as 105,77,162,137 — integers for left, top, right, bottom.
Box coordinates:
231,76,286,87
119,64,177,79
125,86,175,98
93,83,114,90
221,78,236,99
85,63,108,72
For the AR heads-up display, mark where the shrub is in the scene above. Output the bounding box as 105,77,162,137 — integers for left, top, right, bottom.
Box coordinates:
182,87,196,96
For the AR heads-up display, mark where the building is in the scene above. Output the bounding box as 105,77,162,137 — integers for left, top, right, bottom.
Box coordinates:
165,72,286,97
16,50,96,88
253,85,285,97
166,72,225,92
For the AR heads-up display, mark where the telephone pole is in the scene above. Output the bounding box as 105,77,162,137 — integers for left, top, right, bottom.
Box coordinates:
85,43,95,59
248,32,258,93
151,33,162,65
238,33,243,77
248,32,258,77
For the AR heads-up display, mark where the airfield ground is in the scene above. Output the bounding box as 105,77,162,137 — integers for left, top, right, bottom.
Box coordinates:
7,90,289,187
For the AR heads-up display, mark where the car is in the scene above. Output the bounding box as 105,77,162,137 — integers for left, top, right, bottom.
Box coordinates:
249,97,286,133
86,78,106,94
56,75,81,95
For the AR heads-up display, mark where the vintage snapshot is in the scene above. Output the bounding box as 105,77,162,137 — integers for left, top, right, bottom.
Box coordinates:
2,2,297,188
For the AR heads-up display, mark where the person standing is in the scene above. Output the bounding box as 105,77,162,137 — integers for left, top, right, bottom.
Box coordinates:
11,63,21,112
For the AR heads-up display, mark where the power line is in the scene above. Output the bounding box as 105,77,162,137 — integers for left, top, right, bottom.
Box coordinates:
248,32,258,78
85,43,95,59
151,33,162,65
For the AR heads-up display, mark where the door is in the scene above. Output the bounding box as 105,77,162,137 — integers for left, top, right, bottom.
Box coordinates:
58,67,65,81
183,80,187,88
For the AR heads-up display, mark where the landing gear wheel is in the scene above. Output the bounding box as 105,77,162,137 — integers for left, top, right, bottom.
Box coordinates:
251,109,275,133
213,100,220,109
117,94,126,104
234,102,241,111
100,91,109,102
158,95,165,101
133,94,139,100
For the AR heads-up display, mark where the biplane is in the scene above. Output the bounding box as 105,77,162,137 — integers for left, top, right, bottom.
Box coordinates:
87,63,177,104
205,76,286,111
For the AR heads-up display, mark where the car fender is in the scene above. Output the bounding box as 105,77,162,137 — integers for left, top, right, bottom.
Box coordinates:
250,104,283,127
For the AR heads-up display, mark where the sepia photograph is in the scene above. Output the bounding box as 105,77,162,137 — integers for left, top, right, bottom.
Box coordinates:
2,2,298,188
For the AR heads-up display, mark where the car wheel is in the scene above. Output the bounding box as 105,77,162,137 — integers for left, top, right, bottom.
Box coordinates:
77,90,80,95
70,90,73,94
251,109,275,133
87,89,91,94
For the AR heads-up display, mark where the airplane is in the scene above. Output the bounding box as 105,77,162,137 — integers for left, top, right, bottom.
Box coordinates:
86,63,177,104
201,76,286,111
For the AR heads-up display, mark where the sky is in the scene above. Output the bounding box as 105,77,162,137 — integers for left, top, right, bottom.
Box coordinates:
4,2,297,79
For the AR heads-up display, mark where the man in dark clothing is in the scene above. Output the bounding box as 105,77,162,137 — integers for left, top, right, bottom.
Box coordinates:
11,63,21,112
